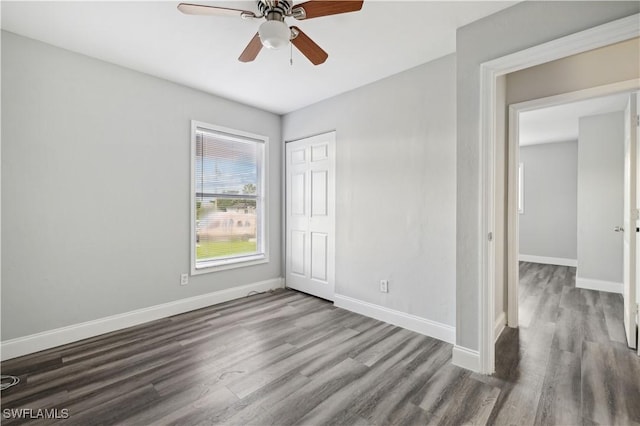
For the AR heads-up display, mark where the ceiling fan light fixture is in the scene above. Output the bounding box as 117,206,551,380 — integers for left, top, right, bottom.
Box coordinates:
258,20,290,50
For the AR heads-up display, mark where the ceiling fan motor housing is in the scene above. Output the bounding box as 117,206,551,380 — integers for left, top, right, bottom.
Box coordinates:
257,0,293,20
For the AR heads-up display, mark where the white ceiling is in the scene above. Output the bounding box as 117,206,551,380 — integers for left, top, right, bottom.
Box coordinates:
519,93,632,146
1,1,517,115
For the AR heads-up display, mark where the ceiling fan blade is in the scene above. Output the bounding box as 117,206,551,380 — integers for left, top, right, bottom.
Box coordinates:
290,26,328,65
292,1,363,20
239,33,263,63
177,3,256,18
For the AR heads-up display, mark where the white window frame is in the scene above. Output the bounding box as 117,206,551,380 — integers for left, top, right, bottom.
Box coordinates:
190,120,269,275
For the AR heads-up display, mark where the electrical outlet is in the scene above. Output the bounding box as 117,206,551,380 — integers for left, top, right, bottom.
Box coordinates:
380,280,389,293
180,273,189,286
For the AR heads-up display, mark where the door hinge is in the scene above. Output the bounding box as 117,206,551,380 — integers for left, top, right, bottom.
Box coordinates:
633,209,640,221
488,232,493,242
636,114,639,127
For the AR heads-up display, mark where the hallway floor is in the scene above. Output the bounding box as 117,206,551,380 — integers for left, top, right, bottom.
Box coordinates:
488,262,640,425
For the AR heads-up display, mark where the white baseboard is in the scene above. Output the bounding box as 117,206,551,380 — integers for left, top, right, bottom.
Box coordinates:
576,276,623,294
1,278,284,361
452,345,480,372
519,254,577,267
494,312,506,343
333,293,455,344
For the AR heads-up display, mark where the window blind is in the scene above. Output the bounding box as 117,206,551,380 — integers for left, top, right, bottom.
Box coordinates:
194,127,264,266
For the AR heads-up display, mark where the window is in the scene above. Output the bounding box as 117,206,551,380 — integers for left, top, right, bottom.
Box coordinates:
191,121,267,273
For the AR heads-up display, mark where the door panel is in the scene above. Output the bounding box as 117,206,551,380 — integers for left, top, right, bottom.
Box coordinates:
311,232,328,281
311,170,328,216
286,132,336,301
311,144,328,161
291,173,306,216
624,92,638,350
290,231,306,276
291,147,306,164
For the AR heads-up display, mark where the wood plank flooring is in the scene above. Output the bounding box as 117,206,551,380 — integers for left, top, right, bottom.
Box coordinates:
1,262,638,425
488,262,640,426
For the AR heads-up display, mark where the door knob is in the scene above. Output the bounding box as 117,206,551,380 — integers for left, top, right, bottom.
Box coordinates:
614,226,624,232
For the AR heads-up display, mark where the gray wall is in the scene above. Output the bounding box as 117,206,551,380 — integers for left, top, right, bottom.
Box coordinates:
456,1,640,350
519,141,578,260
1,32,282,340
282,55,457,328
577,112,624,283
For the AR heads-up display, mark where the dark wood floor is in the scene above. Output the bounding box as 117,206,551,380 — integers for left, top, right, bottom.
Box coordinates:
1,263,638,425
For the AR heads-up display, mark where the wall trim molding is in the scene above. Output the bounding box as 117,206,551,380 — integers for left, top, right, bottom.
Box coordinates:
1,278,285,361
480,13,640,375
576,276,623,294
333,294,456,344
519,254,577,267
452,345,481,372
494,312,506,343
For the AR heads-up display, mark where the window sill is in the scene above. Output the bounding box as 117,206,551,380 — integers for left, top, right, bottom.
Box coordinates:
192,254,268,275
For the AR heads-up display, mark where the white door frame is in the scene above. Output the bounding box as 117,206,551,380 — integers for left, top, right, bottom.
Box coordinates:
479,14,640,374
624,92,639,350
506,81,640,332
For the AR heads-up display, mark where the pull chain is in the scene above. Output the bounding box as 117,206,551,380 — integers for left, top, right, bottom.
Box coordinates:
290,42,293,66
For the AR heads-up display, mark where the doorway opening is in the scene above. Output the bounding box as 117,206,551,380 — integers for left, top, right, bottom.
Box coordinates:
506,89,639,336
478,14,639,375
489,89,640,423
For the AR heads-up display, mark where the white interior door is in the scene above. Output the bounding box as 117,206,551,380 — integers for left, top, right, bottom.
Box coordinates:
624,92,638,350
285,132,335,301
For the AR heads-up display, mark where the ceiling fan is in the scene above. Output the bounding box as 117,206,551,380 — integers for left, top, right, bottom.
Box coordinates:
177,0,364,65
